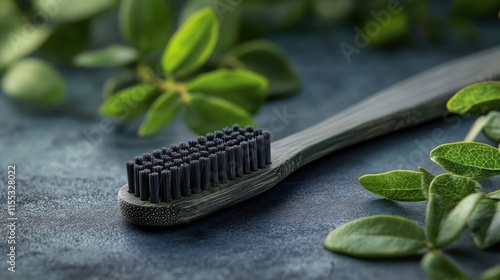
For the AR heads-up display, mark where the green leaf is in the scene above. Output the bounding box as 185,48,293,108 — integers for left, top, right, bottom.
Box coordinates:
162,8,219,79
40,20,90,61
419,166,435,200
74,45,139,67
99,83,159,120
119,0,171,54
33,0,119,23
323,215,426,258
480,264,500,280
2,58,65,105
0,4,51,68
311,0,352,26
447,81,500,115
222,40,300,98
187,69,268,114
421,251,470,280
430,142,500,179
487,189,500,200
425,174,479,245
483,112,500,142
183,94,255,135
179,0,240,54
138,91,182,136
102,69,137,99
468,198,500,249
358,170,426,202
434,192,483,248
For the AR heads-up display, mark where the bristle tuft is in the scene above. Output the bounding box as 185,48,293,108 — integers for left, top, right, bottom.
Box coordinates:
124,125,271,203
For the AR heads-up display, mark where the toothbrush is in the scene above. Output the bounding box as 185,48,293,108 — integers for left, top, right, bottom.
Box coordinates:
119,46,500,226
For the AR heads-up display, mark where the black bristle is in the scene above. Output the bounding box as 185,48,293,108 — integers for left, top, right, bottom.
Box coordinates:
126,161,135,193
227,146,236,180
257,135,266,168
241,141,250,174
191,160,201,194
209,154,218,187
264,132,271,165
143,161,152,171
149,173,160,203
217,151,227,184
139,169,150,201
249,139,258,171
206,133,215,141
125,125,271,202
160,170,172,202
171,166,181,199
143,153,152,161
215,131,224,139
200,157,211,190
134,165,144,197
180,163,191,197
235,146,243,177
170,144,179,152
153,166,163,174
134,156,143,165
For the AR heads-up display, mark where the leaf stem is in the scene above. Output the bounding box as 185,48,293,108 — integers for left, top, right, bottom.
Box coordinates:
485,189,500,199
463,112,495,142
160,79,190,103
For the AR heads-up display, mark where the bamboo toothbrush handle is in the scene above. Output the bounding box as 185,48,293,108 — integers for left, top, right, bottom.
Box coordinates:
273,45,500,172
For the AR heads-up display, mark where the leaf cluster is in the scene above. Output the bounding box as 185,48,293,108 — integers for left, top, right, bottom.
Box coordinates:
324,83,500,279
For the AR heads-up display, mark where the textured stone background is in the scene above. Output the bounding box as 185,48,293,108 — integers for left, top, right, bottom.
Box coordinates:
1,14,500,280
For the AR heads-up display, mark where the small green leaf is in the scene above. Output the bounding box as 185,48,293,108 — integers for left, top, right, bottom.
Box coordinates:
323,215,426,258
447,81,500,115
468,198,500,249
2,58,65,105
358,170,426,202
483,112,500,142
0,5,51,68
102,69,137,99
222,40,300,98
33,0,119,23
99,83,159,120
74,45,139,67
479,264,500,280
419,166,435,199
430,142,500,179
138,91,182,137
183,94,255,135
119,0,171,54
310,0,352,26
40,20,90,61
162,8,219,79
187,69,268,114
421,251,470,280
426,174,479,245
179,0,240,54
435,192,484,248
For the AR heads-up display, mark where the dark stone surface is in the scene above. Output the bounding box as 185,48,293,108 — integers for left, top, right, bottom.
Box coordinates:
2,22,500,280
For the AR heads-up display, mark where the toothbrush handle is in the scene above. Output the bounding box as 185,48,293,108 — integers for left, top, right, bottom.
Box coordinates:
273,46,500,169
